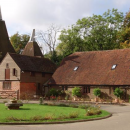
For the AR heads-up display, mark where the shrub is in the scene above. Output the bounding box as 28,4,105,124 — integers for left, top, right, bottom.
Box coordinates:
72,87,81,97
86,106,101,116
114,88,123,98
49,88,59,97
50,95,56,100
69,111,79,118
31,116,43,121
57,114,69,119
93,88,101,97
43,103,48,105
58,104,69,107
44,114,54,120
69,104,78,108
78,104,91,109
39,97,43,105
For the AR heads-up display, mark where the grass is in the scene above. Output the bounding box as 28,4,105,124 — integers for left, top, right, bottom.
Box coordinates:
0,103,110,123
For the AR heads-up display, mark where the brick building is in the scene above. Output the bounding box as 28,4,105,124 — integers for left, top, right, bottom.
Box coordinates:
49,49,130,100
0,8,56,99
0,53,56,99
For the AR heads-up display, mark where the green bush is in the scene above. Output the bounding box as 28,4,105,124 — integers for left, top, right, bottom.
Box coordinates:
78,104,91,109
69,104,78,108
86,106,101,116
39,97,43,105
93,88,101,97
69,111,79,118
72,87,81,97
114,88,123,98
49,88,59,97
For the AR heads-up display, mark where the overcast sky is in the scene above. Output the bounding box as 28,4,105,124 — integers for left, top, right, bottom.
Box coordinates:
0,0,130,37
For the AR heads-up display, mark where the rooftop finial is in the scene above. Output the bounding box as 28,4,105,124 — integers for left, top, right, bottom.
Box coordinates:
0,6,2,20
29,29,35,42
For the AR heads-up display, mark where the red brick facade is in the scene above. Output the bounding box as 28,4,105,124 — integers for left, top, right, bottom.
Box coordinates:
20,82,36,99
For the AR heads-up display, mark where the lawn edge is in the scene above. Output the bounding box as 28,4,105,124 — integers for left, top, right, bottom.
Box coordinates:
0,113,112,125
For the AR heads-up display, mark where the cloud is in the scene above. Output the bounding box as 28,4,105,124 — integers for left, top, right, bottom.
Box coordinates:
0,0,93,35
0,0,130,37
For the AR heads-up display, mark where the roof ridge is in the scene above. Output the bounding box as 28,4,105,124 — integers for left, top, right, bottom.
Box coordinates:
9,52,43,59
73,48,130,54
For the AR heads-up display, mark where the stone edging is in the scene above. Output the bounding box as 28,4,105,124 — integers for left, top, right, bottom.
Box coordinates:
0,113,112,125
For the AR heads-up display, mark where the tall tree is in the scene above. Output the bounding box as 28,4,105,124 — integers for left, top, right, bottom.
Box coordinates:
118,10,130,48
58,9,124,55
37,24,60,56
10,32,30,54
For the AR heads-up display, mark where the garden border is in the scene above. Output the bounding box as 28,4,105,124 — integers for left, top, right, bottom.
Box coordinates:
0,113,112,125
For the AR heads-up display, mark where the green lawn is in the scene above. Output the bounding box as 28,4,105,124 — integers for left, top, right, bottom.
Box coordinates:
0,103,110,123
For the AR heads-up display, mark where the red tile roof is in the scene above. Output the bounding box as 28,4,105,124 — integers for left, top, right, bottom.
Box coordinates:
22,41,43,57
50,49,130,86
9,53,56,73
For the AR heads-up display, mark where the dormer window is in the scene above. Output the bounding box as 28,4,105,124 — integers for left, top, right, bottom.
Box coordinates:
111,64,117,70
74,66,79,71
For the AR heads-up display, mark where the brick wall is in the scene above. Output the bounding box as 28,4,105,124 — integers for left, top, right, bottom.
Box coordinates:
20,82,36,99
0,81,20,99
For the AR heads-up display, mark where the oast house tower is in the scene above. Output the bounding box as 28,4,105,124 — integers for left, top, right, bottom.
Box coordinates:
0,7,15,62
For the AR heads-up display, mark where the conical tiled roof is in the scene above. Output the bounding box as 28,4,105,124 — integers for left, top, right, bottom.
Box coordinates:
22,29,43,57
0,7,15,62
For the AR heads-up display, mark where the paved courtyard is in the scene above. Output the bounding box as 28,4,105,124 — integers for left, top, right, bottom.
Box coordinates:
1,104,130,130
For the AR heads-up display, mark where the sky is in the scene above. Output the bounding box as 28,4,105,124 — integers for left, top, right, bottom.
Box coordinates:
0,0,130,52
1,0,130,36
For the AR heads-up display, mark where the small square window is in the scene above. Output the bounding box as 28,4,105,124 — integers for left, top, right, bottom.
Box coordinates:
74,66,79,71
111,64,117,70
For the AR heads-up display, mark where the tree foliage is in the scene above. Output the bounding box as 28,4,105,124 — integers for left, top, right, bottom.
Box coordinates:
72,87,81,97
118,10,130,48
57,9,124,56
93,88,101,97
114,88,123,98
10,32,30,54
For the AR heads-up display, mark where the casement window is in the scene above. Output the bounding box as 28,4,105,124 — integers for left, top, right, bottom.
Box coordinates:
83,86,90,93
12,68,17,76
3,81,11,90
30,72,35,76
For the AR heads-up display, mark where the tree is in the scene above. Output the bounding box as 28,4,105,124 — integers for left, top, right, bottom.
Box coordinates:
93,88,101,98
44,50,63,66
10,32,30,54
72,87,81,97
58,9,124,55
114,88,123,99
118,10,130,48
37,24,61,56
